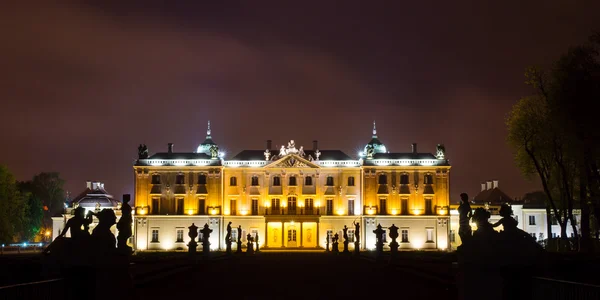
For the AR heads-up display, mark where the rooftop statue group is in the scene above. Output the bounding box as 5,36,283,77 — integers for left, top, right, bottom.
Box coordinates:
43,195,134,300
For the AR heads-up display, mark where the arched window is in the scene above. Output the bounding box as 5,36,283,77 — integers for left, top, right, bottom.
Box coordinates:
230,176,237,186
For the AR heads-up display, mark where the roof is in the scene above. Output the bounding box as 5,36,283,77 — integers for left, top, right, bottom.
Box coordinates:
147,152,212,160
230,150,353,161
71,186,119,209
472,187,514,205
371,152,437,160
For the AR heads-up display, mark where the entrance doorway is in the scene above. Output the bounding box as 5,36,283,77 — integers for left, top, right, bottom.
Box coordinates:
287,226,298,247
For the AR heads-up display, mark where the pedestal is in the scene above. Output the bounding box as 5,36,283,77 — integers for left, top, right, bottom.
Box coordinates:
332,242,339,254
188,240,198,254
354,241,360,255
343,240,349,253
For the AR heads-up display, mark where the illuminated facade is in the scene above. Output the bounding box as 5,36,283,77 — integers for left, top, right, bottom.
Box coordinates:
132,122,451,251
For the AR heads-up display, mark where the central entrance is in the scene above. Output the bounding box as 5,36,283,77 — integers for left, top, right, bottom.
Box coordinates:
287,226,298,247
266,221,319,248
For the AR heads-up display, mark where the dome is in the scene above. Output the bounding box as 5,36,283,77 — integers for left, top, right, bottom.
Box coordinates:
362,121,387,157
196,121,218,155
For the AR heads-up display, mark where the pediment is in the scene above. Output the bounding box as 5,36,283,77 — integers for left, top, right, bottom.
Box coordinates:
265,154,320,169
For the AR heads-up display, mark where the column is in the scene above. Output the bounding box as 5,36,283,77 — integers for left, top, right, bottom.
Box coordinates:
265,222,268,248
282,222,285,247
317,222,320,249
300,222,304,247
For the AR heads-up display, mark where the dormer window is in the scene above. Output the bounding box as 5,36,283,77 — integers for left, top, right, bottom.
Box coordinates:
424,174,433,184
273,176,281,186
305,176,313,186
251,176,259,186
198,174,207,185
230,176,237,186
400,174,409,185
289,176,297,186
378,174,387,184
326,176,334,186
175,174,185,184
151,174,161,184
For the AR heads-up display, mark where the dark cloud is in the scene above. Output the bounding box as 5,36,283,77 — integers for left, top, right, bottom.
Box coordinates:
1,1,599,201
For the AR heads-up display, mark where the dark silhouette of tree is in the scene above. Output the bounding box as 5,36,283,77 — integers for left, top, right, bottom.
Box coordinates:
30,172,66,229
0,165,27,243
17,181,45,241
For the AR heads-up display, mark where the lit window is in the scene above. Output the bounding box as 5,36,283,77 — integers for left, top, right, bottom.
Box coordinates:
347,229,355,242
176,229,184,243
401,229,409,243
426,228,434,242
230,177,237,186
151,229,159,243
528,215,536,225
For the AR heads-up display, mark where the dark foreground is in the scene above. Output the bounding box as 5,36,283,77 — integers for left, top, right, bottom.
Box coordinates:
134,251,456,300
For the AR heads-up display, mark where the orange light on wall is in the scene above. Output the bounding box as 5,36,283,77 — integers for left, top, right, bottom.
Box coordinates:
336,208,345,215
412,209,423,215
366,206,376,215
437,206,449,215
187,209,194,215
209,207,220,215
137,206,148,215
391,208,398,215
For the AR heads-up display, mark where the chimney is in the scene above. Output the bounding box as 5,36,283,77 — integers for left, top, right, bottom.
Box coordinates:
411,143,417,153
92,182,98,190
266,140,272,150
168,143,174,153
486,180,493,190
86,180,92,189
481,182,486,191
122,194,131,204
492,180,499,189
313,140,318,150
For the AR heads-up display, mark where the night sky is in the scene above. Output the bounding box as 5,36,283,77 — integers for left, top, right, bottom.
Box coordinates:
2,1,599,203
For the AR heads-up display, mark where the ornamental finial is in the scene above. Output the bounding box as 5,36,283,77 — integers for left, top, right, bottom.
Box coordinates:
373,120,377,137
207,120,211,136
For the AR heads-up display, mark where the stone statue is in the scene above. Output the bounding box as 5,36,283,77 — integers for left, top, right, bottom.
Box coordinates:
298,146,305,157
308,155,314,162
246,233,254,255
458,193,473,245
225,222,232,254
436,144,445,159
353,220,360,255
57,206,92,241
236,225,242,254
264,149,271,161
279,145,286,156
116,194,133,254
188,223,198,253
325,234,330,252
332,233,339,254
388,224,399,254
342,225,350,253
209,144,219,159
91,209,117,255
373,223,384,254
255,232,260,252
365,144,375,159
200,223,213,255
315,149,321,160
138,144,148,159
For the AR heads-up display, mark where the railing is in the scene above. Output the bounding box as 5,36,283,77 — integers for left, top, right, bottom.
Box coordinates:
531,277,600,300
0,279,64,300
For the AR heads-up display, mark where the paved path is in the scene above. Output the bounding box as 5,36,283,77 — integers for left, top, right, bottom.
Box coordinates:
135,252,457,300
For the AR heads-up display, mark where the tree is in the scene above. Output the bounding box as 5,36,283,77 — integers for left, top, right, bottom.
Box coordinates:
17,181,44,241
0,165,27,243
31,172,66,229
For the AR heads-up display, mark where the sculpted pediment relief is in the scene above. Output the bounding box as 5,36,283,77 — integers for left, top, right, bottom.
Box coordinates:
265,154,320,169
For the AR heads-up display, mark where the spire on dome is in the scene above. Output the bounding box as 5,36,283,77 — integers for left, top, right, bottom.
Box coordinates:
206,120,211,137
196,121,217,154
372,120,377,137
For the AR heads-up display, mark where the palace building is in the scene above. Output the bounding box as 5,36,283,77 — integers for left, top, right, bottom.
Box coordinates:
131,121,451,251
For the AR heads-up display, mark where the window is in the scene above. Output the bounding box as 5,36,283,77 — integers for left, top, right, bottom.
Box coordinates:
197,174,207,185
271,198,280,213
528,215,536,225
401,229,409,243
176,229,184,242
450,230,456,242
251,199,258,215
348,199,355,216
230,177,237,186
401,198,408,215
425,198,433,215
151,197,160,215
251,176,259,186
288,197,297,214
305,198,314,213
326,176,334,186
426,228,434,242
326,199,333,215
273,176,281,186
378,174,387,184
175,173,185,184
289,176,297,186
424,174,433,184
176,198,184,215
551,215,558,225
400,174,409,185
347,229,355,242
231,228,238,242
326,229,334,243
151,229,159,242
552,233,557,238
198,199,205,215
379,198,387,215
305,176,313,186
230,200,237,215
381,230,387,243
151,174,161,184
348,177,355,186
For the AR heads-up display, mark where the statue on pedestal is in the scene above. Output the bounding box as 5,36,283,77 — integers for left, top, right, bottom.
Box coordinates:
137,144,149,159
225,222,232,254
458,193,473,246
388,224,399,254
325,235,330,252
187,223,198,254
200,223,213,256
353,220,360,255
236,225,243,254
116,194,133,254
373,223,385,254
332,233,339,254
246,233,254,255
255,232,260,252
342,225,350,253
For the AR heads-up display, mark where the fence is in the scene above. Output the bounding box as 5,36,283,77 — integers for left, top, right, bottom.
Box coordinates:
532,277,600,300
